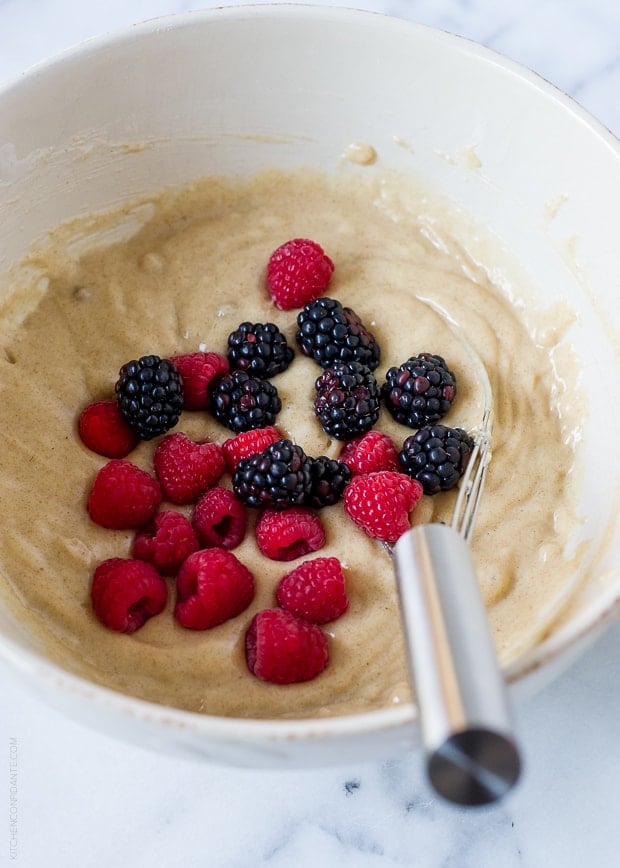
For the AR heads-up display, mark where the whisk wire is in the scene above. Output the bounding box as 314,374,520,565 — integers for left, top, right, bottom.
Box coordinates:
414,295,494,546
451,407,492,543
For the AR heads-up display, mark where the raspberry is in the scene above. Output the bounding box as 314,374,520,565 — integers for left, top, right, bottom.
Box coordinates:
255,508,325,561
314,360,380,440
306,456,351,509
115,355,184,440
245,608,329,684
399,424,475,494
276,557,348,624
221,426,281,473
232,439,312,510
153,432,225,505
132,510,199,576
339,430,400,476
343,470,423,544
266,238,334,311
170,351,230,411
382,353,457,429
296,297,381,370
192,487,247,550
87,459,162,530
78,399,138,459
174,548,255,630
91,558,167,633
210,370,281,433
226,322,294,379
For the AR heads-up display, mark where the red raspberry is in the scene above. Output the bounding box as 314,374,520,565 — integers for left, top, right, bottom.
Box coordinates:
245,608,329,684
255,508,325,562
87,459,162,529
221,426,281,473
192,487,247,550
132,510,199,576
91,558,167,633
154,432,225,505
78,399,138,459
266,238,334,311
174,548,255,630
343,470,423,544
169,351,230,411
276,557,348,624
339,430,399,476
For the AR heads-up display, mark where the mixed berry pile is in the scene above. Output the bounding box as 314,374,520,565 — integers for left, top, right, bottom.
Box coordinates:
78,236,474,689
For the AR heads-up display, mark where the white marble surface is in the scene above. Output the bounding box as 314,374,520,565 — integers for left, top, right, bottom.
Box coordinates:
1,1,619,866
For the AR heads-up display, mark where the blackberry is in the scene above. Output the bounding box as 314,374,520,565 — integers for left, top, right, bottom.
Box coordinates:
232,439,312,509
382,353,456,429
314,360,380,441
399,424,474,495
306,456,352,509
296,297,381,370
115,354,183,440
210,370,281,433
226,321,294,379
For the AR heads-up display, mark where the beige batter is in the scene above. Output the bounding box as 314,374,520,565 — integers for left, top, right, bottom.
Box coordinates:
0,169,584,719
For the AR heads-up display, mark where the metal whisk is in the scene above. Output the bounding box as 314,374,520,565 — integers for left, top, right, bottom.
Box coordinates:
391,298,521,807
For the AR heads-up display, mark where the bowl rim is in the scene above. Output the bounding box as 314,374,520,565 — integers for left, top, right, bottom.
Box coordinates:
1,2,618,152
0,2,619,744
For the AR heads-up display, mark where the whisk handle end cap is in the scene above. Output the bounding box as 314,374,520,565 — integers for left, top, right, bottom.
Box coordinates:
428,728,521,806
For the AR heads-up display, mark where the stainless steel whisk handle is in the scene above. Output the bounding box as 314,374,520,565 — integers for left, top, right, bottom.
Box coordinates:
393,523,521,806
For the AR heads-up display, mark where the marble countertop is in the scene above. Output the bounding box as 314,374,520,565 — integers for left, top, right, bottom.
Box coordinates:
1,2,619,866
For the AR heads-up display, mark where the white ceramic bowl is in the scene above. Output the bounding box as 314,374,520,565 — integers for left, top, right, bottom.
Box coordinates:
1,4,619,768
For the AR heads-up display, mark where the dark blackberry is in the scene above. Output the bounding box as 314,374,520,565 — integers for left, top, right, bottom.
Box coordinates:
210,370,281,433
232,439,312,509
115,354,183,440
226,321,294,379
382,353,456,429
306,456,352,509
296,297,381,370
314,360,380,441
399,424,474,495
